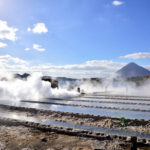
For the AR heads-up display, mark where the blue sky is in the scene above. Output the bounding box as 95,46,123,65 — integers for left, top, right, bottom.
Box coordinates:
0,0,150,77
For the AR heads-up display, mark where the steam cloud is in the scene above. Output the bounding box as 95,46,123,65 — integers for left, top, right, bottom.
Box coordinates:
79,77,150,97
0,71,149,103
0,72,78,101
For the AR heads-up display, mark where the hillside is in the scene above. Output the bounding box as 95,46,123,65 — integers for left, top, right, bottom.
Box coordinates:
117,62,150,78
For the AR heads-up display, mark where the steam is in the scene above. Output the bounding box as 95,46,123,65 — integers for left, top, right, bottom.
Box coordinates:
0,70,149,103
0,72,78,101
79,76,150,97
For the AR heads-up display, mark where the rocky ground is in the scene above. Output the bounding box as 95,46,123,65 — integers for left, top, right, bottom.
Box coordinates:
4,104,150,133
0,104,150,149
0,124,124,150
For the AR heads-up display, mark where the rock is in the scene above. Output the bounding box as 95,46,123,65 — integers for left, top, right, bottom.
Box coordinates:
67,128,72,131
146,139,150,144
42,76,58,88
41,137,47,142
126,136,131,142
96,133,100,136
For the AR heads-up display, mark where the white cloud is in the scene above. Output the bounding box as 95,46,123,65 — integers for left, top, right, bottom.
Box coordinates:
112,0,124,6
27,27,31,32
29,60,125,78
0,42,7,48
0,55,28,65
48,60,124,71
0,55,125,78
120,52,150,59
33,44,46,52
24,48,30,51
28,23,48,34
0,20,18,41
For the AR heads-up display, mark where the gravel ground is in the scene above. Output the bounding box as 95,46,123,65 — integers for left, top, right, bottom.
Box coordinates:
0,104,150,149
0,125,124,150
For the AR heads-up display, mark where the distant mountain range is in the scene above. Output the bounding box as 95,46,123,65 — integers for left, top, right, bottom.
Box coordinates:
14,73,30,79
117,62,150,78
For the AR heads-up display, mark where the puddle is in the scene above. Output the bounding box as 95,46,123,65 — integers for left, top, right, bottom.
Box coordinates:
0,112,150,139
49,100,150,110
1,99,150,120
72,97,150,104
14,101,150,120
84,94,150,100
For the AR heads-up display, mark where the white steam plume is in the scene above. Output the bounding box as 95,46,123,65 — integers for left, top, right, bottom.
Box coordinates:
79,77,150,97
0,72,78,101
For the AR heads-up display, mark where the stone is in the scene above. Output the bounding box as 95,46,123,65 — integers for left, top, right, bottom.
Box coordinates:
41,137,47,142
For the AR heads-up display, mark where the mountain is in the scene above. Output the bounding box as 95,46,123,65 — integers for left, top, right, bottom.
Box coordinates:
14,73,30,80
117,62,150,78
